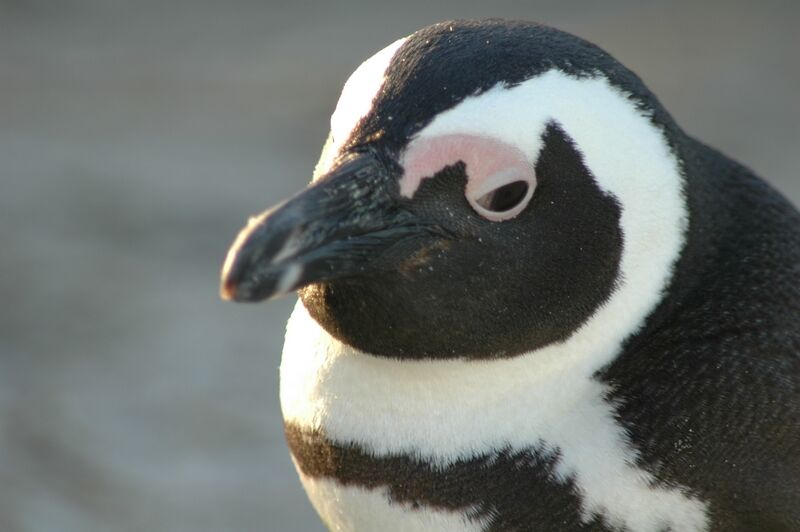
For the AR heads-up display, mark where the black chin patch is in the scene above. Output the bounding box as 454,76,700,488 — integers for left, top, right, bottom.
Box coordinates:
301,123,623,360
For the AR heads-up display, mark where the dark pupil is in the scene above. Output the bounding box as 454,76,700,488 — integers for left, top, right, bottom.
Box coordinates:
476,181,529,212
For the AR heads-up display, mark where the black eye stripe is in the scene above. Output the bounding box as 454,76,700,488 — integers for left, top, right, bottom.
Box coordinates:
476,181,530,212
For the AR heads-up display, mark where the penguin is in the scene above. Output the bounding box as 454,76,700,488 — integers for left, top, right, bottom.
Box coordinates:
220,19,800,532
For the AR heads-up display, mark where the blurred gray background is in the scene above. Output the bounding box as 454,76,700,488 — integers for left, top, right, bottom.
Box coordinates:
1,0,798,531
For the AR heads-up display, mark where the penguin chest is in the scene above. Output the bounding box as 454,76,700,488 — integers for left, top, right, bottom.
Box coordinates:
279,303,710,532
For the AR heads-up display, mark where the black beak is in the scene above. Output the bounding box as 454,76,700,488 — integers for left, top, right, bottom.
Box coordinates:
220,151,444,302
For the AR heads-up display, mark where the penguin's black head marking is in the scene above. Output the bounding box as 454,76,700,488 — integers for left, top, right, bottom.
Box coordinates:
342,19,676,155
221,19,688,360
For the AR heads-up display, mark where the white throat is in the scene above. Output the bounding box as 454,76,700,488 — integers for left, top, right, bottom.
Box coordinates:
281,72,706,531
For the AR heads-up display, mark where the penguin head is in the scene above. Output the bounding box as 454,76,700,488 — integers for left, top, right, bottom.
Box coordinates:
221,20,688,360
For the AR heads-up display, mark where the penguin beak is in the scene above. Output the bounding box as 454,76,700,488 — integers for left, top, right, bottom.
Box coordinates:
220,151,443,302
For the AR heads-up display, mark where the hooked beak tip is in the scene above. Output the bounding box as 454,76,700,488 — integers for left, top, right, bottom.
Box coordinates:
219,241,301,303
219,237,244,301
219,278,239,301
219,274,268,303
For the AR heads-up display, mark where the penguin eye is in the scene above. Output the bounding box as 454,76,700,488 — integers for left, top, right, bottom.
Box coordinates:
467,172,536,222
475,181,529,212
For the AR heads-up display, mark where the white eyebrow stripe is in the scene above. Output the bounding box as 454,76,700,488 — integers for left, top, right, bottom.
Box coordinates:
315,37,407,178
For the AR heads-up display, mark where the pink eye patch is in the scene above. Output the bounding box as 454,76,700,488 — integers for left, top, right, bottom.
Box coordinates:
400,134,537,221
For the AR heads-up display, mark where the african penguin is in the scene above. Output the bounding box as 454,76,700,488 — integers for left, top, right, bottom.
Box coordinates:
220,19,800,532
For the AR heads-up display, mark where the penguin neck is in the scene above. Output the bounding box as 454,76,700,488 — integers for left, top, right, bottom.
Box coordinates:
282,275,667,456
279,296,709,531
